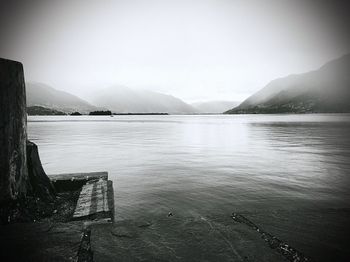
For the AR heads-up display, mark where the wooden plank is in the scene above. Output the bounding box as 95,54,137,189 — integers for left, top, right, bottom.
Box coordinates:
73,179,112,220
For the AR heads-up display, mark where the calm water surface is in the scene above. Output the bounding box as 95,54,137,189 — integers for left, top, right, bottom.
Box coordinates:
28,114,350,220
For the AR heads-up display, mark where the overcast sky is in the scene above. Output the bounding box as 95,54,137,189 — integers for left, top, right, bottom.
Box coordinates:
1,0,349,103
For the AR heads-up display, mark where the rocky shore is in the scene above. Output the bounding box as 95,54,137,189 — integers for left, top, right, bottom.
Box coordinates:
0,58,110,261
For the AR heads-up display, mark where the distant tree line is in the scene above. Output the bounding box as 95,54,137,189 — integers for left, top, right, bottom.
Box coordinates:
70,112,82,116
113,112,168,115
89,110,112,115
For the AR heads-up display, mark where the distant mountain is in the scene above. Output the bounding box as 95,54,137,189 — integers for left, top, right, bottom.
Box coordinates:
191,101,240,113
225,54,350,114
27,106,66,116
91,86,197,114
26,82,97,113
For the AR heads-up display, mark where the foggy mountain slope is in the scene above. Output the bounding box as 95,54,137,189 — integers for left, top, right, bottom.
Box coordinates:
191,101,240,113
91,86,197,114
26,82,97,113
225,54,350,114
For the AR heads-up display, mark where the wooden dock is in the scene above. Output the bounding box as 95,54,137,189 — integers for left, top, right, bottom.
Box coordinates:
49,172,114,221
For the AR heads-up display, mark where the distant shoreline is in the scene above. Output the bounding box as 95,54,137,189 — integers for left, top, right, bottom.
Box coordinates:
27,112,350,116
112,113,169,115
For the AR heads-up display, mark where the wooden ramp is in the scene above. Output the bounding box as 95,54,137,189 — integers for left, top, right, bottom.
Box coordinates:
73,179,113,219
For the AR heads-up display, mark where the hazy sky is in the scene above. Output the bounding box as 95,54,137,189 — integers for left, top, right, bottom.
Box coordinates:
1,0,349,102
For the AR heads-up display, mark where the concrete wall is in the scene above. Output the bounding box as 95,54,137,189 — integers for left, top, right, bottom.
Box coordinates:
0,58,28,204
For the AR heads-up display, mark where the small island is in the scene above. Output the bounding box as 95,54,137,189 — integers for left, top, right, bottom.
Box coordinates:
113,112,169,115
70,111,82,116
89,110,112,115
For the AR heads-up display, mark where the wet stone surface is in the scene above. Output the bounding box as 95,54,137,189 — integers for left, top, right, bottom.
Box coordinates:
0,221,84,262
91,214,288,262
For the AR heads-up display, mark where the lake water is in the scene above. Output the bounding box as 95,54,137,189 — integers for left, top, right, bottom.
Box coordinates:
28,114,350,260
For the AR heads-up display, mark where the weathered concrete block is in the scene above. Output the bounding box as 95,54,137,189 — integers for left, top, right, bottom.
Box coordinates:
0,58,28,204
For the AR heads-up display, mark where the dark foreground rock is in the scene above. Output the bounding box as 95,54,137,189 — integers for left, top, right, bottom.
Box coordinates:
0,221,84,262
0,58,28,204
243,208,350,262
0,140,57,224
27,140,56,202
0,58,97,261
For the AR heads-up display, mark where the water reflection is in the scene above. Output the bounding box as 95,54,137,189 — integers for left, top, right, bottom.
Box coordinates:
247,121,350,204
28,114,350,218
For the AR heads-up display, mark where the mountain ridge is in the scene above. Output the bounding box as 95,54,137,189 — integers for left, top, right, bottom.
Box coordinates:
26,82,97,113
225,54,350,114
91,86,197,114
